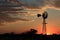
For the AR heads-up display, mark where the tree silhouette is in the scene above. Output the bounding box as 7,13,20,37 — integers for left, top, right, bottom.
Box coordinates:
25,29,37,35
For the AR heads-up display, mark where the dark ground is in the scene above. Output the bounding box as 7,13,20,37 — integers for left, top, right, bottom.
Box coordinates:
0,29,60,40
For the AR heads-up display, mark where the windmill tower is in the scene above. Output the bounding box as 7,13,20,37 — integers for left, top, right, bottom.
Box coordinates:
37,11,48,35
42,11,48,35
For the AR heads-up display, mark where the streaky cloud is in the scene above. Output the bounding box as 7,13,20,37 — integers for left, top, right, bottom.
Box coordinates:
0,0,60,25
19,0,60,9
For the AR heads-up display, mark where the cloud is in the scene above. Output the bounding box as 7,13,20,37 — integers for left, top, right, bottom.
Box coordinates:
46,0,60,9
19,0,60,9
19,0,45,9
0,0,60,25
0,7,32,25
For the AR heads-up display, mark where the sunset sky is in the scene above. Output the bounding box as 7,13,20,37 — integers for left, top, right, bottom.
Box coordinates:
0,0,60,35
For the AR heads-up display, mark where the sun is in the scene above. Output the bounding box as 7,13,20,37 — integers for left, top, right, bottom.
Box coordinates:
47,32,51,35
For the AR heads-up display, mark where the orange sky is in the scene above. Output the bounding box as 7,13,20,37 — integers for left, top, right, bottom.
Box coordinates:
0,10,60,35
0,0,60,35
36,21,60,35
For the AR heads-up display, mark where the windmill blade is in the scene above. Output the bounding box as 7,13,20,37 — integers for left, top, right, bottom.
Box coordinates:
42,11,48,19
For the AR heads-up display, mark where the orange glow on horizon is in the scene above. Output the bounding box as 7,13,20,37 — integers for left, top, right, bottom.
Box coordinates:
36,23,60,35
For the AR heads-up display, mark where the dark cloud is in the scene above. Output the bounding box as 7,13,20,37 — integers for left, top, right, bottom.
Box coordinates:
0,0,60,25
0,0,59,9
49,0,60,8
19,0,45,9
0,6,30,25
19,0,60,9
0,12,29,22
45,0,60,8
0,0,31,25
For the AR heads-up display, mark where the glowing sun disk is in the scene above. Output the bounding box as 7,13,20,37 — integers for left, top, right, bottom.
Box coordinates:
47,32,51,35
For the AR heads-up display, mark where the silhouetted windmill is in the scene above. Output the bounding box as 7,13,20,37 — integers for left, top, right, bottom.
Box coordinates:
37,11,48,35
42,11,48,35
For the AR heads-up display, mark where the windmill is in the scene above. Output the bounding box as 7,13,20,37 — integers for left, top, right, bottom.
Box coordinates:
37,11,48,35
